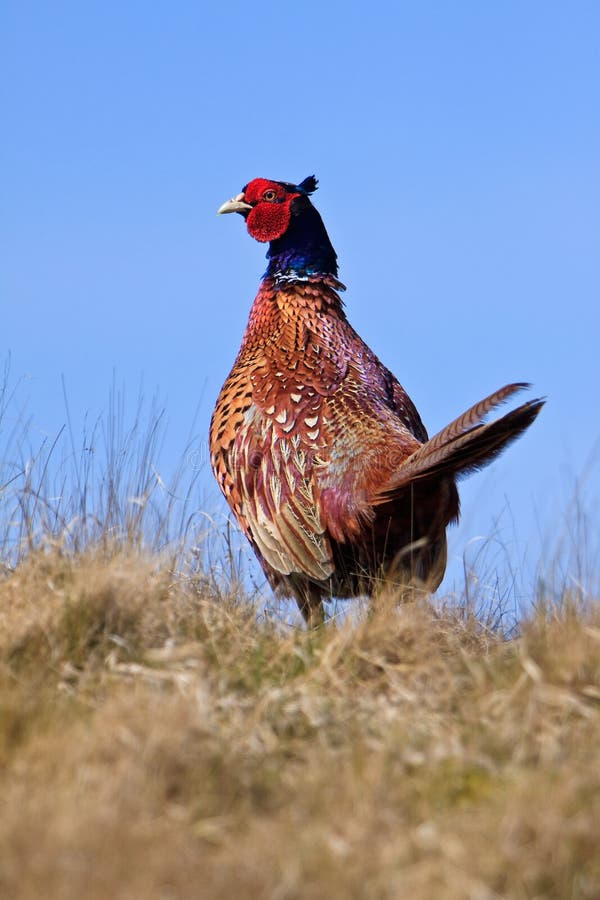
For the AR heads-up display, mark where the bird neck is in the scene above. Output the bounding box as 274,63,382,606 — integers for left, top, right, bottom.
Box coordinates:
264,204,340,284
247,276,347,334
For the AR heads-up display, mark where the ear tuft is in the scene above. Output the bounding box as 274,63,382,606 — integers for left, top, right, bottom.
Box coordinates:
299,175,318,195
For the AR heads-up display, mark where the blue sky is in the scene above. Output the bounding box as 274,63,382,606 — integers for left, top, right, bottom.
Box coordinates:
2,2,599,601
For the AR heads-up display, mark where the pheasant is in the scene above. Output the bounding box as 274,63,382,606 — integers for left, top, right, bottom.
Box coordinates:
211,176,543,624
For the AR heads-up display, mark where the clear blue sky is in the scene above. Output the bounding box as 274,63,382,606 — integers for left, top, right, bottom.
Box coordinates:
2,2,599,602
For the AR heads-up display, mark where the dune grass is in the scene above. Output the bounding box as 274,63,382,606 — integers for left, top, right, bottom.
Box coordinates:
1,369,599,899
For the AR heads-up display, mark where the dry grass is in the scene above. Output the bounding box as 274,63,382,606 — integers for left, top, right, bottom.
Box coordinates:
1,372,598,897
0,548,599,900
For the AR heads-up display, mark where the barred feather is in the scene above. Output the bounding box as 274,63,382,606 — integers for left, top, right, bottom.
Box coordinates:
408,383,530,464
376,398,544,501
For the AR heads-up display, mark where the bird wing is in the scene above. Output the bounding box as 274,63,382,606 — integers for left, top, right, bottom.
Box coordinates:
230,418,334,580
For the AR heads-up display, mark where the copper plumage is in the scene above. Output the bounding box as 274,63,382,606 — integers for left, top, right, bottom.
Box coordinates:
210,176,544,624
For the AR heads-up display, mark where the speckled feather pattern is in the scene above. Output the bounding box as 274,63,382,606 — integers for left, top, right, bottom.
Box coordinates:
210,273,444,597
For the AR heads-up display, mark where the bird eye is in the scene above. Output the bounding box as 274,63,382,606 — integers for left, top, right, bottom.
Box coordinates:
263,189,277,201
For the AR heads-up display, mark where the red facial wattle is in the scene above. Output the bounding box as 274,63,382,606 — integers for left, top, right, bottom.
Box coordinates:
242,179,299,243
246,201,294,242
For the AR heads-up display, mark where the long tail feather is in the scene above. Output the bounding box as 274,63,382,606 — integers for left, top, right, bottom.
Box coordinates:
408,382,530,464
376,390,545,502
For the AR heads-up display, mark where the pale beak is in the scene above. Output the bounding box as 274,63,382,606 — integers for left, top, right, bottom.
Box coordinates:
217,193,253,215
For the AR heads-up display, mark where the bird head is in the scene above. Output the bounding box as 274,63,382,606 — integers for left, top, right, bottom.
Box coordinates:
218,176,319,243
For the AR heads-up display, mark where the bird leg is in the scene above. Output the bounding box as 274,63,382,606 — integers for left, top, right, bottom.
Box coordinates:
295,586,325,629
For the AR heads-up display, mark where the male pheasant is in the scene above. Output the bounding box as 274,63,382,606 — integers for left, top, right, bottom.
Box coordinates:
211,176,543,624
